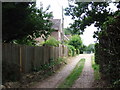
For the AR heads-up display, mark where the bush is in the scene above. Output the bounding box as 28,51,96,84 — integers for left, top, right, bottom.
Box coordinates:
67,45,76,56
76,49,80,54
32,57,66,72
42,37,60,47
94,43,100,64
68,35,83,51
95,14,120,87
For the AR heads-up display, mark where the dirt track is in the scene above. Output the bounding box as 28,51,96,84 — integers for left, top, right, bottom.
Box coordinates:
72,54,94,88
31,54,94,88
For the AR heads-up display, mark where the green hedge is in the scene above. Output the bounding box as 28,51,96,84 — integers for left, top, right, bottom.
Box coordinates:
67,45,76,56
76,49,80,54
42,37,60,47
95,14,120,87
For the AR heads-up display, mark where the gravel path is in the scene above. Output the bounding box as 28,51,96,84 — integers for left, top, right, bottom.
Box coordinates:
31,54,85,88
72,54,94,88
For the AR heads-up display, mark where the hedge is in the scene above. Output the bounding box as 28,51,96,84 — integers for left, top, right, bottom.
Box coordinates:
94,15,120,87
67,45,76,56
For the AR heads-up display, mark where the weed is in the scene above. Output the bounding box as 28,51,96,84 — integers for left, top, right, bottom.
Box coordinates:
91,56,100,80
58,58,85,88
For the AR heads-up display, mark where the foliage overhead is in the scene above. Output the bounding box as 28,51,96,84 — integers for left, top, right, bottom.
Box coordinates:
2,2,54,43
64,27,80,35
64,28,71,35
95,11,120,88
65,1,119,37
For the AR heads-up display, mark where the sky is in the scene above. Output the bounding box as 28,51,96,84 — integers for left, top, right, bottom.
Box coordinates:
36,0,118,46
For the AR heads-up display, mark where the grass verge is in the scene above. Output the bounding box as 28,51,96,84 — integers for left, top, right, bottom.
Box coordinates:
91,56,100,80
57,58,85,88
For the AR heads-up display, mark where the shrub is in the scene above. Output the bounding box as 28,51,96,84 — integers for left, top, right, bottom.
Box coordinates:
42,37,60,47
32,57,66,72
68,35,83,51
76,49,80,54
95,13,120,87
68,49,73,56
94,43,100,64
67,45,76,56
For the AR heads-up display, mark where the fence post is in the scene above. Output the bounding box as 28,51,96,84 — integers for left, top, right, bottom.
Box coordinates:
2,43,69,74
20,47,22,72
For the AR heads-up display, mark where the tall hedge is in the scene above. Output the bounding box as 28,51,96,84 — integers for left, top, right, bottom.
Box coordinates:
95,14,120,87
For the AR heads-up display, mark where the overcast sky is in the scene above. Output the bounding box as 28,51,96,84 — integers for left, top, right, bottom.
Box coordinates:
36,0,118,46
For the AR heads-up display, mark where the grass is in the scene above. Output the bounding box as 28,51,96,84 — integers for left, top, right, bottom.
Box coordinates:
91,56,100,80
57,58,85,88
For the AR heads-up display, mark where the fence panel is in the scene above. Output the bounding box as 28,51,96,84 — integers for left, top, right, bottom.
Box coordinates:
50,46,54,62
34,46,43,69
54,47,57,61
11,44,20,65
20,45,26,73
2,43,68,74
2,43,12,63
43,46,49,64
25,46,34,73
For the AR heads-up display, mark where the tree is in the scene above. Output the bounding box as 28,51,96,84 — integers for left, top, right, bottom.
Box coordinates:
65,1,119,37
42,37,60,47
64,27,80,35
65,0,120,87
64,28,71,35
2,2,54,44
94,12,120,87
86,44,95,53
80,45,87,53
68,35,83,50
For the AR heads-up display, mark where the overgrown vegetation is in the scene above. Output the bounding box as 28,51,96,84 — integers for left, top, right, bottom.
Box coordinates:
80,44,95,54
58,58,85,88
67,45,76,56
65,1,120,88
2,57,67,86
32,57,66,72
68,35,83,51
86,44,95,53
95,12,120,88
66,35,83,56
65,1,119,35
2,2,54,45
64,34,94,55
91,56,100,80
41,37,60,47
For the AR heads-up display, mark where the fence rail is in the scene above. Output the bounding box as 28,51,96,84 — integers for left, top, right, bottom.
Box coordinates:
2,43,68,73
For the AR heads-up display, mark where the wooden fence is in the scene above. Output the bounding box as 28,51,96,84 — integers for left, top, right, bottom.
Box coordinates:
2,43,68,73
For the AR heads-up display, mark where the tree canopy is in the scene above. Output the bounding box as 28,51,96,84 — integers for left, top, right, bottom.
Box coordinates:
65,1,119,37
68,35,83,50
64,27,80,35
2,2,54,44
65,1,120,87
86,44,95,53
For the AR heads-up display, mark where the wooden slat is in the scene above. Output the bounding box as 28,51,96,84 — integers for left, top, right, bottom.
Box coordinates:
2,43,69,74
